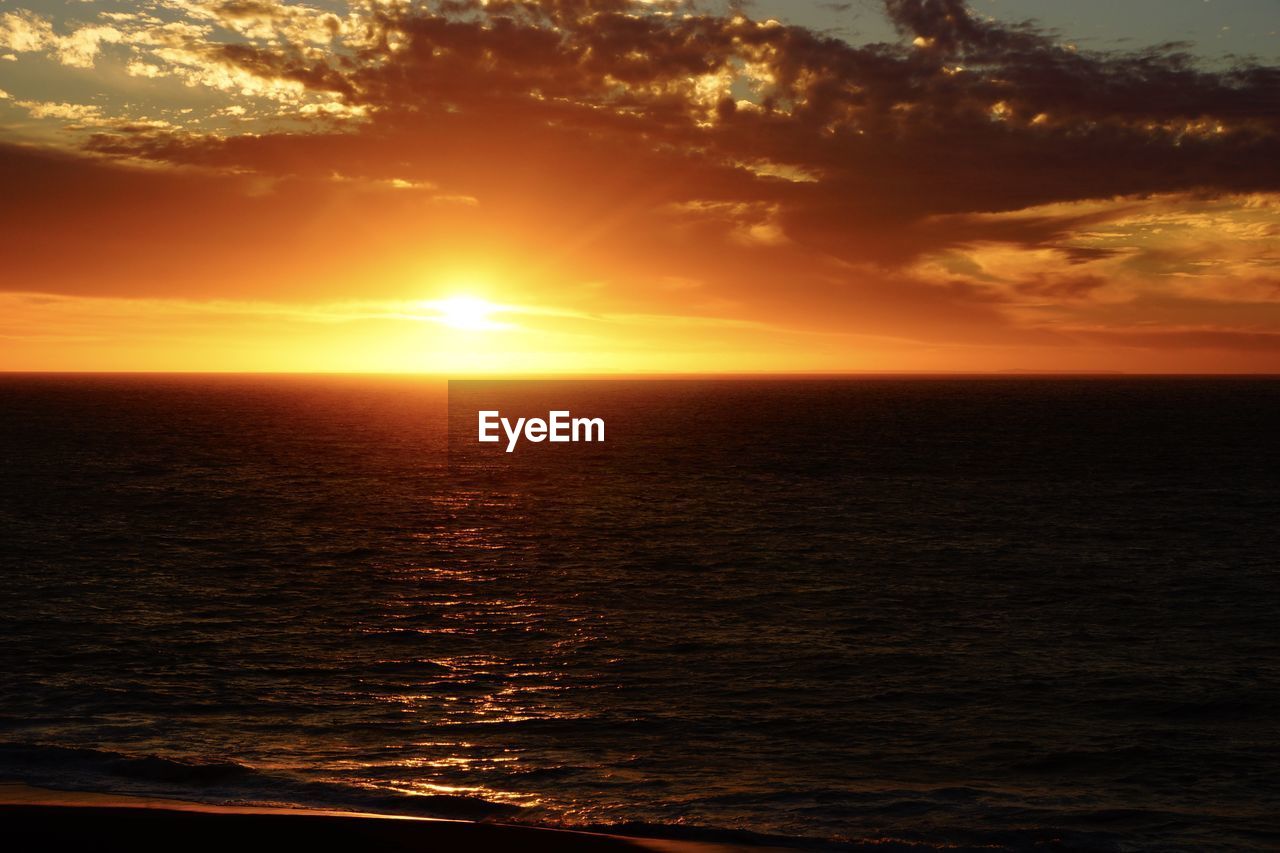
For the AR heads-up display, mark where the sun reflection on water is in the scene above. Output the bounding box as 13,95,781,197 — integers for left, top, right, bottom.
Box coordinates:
340,510,609,819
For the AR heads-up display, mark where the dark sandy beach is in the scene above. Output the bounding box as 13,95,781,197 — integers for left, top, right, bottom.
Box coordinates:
0,784,786,852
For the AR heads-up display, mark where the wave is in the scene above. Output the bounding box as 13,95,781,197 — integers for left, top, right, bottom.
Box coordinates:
0,742,517,822
3,742,1261,851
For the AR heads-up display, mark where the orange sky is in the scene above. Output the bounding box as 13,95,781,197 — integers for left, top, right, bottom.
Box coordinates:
1,1,1278,373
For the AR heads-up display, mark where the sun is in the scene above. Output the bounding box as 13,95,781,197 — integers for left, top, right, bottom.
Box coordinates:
428,296,507,331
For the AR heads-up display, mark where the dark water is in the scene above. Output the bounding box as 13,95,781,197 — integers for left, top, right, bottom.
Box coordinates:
1,375,1277,851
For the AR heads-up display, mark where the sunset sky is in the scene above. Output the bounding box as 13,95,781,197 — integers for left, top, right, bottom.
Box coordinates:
1,0,1277,373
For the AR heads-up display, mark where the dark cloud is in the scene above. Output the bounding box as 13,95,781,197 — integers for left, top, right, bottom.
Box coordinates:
213,42,355,97
884,0,1044,56
78,0,1277,268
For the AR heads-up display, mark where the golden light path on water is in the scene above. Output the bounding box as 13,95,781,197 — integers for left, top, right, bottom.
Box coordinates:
331,484,612,816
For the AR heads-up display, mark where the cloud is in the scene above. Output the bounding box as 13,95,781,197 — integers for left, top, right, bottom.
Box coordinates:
0,11,55,54
16,101,104,121
0,12,125,68
77,2,1276,242
56,25,125,68
158,0,347,46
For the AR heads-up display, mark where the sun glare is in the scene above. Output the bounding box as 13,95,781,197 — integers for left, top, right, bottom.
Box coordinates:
428,296,506,331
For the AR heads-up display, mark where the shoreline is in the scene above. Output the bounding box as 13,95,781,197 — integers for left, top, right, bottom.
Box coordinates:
0,783,791,853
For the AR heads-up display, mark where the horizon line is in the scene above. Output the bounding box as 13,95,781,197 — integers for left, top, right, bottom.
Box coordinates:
3,370,1279,379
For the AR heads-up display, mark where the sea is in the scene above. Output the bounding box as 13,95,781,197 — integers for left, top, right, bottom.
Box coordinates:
1,375,1277,851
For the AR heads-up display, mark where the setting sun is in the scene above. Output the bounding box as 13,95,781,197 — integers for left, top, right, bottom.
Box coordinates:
428,297,507,332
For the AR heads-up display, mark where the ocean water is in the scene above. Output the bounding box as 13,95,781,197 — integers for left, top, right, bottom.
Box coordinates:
1,375,1277,851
